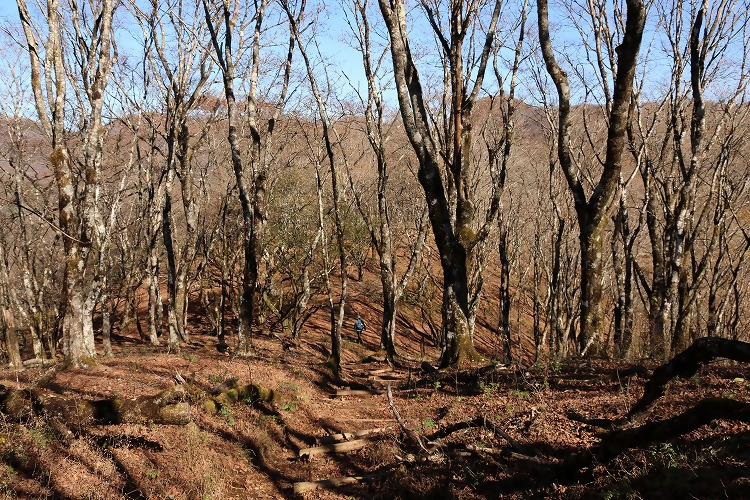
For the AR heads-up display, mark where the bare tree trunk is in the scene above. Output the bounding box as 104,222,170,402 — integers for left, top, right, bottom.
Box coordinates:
102,293,113,358
0,245,23,369
549,217,566,356
10,149,45,360
377,0,508,367
284,0,346,375
2,322,22,370
203,0,258,354
314,165,341,373
17,0,117,368
537,0,646,354
612,190,635,359
498,216,512,364
163,185,181,353
147,248,162,346
344,0,432,365
204,0,296,354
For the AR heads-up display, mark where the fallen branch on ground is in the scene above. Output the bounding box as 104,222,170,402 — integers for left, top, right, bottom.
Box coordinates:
387,384,428,452
565,410,615,430
613,365,650,381
459,444,555,466
292,467,394,494
298,438,374,459
426,416,532,456
316,426,392,444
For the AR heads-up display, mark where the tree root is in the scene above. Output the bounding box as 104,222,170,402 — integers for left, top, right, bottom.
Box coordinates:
563,338,750,463
595,398,750,461
386,384,548,469
627,337,750,419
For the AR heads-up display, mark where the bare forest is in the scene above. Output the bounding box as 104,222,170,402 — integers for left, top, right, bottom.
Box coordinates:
0,0,749,498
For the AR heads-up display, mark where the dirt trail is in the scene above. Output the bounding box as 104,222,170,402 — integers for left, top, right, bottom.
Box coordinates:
0,279,749,498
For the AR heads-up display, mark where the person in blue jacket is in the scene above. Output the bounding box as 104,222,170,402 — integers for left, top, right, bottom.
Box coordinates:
354,316,366,344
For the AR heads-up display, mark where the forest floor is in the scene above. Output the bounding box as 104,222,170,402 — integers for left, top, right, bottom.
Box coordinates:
0,279,749,498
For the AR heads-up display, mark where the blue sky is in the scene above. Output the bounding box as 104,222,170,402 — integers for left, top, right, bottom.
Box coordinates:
0,3,19,21
0,1,745,110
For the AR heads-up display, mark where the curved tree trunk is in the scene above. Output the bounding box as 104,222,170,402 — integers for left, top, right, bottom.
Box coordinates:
537,0,646,355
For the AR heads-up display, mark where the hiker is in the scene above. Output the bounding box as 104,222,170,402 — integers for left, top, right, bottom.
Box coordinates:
354,316,366,343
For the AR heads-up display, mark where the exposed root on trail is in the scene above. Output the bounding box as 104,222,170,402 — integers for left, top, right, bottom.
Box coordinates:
595,397,750,461
627,337,750,419
564,337,750,464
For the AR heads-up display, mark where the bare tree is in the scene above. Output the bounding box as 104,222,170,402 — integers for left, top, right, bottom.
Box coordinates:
630,0,750,356
16,0,118,367
342,0,429,364
283,0,354,376
537,0,646,354
377,0,513,367
130,0,218,352
203,0,299,354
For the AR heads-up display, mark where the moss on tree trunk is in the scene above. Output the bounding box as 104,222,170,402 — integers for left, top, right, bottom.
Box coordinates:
439,291,482,367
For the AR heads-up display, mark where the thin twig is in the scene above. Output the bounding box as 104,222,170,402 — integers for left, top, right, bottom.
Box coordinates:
387,383,427,452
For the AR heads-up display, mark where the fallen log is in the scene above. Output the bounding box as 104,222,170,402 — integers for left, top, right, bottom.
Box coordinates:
415,362,512,388
336,389,382,397
369,369,395,376
200,382,275,415
299,438,374,459
0,384,190,426
292,469,391,494
316,426,392,445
